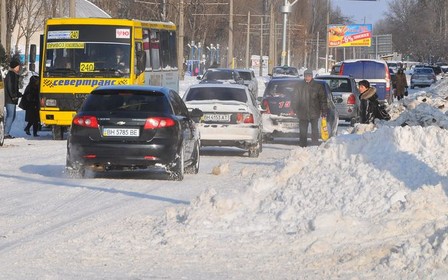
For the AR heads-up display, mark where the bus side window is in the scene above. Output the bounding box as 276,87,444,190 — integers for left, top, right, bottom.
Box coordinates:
143,29,152,70
159,30,178,70
150,29,161,70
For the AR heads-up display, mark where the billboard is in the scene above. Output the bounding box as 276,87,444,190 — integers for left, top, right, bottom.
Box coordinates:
328,24,372,47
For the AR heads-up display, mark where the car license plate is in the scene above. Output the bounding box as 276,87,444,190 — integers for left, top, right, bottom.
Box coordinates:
103,128,140,137
203,114,231,122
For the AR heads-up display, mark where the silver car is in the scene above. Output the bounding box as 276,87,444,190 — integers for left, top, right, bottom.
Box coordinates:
410,67,436,89
235,69,259,99
315,75,360,125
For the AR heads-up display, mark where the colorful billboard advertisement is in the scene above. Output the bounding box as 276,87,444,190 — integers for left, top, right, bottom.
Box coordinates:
327,24,372,47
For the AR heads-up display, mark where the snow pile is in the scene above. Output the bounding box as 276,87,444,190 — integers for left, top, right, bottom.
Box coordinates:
151,78,448,276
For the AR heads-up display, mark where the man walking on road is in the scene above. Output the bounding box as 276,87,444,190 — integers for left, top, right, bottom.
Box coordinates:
295,69,328,147
3,59,22,139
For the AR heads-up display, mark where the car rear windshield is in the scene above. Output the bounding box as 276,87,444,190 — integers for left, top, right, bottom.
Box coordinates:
203,71,233,80
264,80,300,98
185,87,247,102
82,91,171,113
273,67,298,76
238,72,252,80
414,68,434,74
316,78,352,92
342,61,386,79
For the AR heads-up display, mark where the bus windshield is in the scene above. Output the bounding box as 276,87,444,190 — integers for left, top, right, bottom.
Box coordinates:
44,43,131,77
43,24,132,78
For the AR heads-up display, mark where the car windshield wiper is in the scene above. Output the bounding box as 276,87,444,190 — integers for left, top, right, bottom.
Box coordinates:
46,68,79,77
93,68,127,77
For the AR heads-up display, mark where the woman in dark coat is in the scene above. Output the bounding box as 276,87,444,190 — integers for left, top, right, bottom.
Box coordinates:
22,76,40,136
395,68,408,100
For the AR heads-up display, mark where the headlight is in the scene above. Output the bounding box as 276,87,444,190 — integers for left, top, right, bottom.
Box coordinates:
45,99,57,106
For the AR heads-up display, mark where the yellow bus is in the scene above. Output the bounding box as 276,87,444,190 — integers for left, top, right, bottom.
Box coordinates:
32,18,178,140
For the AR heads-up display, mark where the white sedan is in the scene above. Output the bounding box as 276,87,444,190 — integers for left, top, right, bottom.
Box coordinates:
183,84,263,157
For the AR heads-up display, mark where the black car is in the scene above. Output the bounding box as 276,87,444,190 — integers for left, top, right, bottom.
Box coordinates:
66,85,203,180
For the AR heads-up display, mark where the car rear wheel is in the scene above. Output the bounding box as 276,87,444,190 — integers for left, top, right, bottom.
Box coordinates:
66,153,85,178
52,125,65,140
170,144,185,181
185,143,200,174
0,119,4,146
248,138,261,158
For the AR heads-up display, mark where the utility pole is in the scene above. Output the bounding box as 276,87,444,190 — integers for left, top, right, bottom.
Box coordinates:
325,0,330,72
69,0,76,17
178,0,184,80
246,11,250,68
316,32,319,70
228,0,233,68
259,17,263,76
268,4,275,75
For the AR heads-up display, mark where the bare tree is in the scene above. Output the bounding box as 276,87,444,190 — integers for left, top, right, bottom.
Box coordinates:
16,0,43,68
5,0,23,61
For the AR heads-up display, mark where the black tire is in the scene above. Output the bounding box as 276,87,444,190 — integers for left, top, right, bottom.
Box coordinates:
65,153,85,178
248,140,261,158
185,143,200,174
170,144,185,181
262,133,273,144
52,125,64,140
0,119,4,146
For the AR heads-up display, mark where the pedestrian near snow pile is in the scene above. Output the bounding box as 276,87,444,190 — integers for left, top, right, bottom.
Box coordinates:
395,68,408,100
3,59,22,139
19,75,41,137
358,79,390,124
294,69,328,147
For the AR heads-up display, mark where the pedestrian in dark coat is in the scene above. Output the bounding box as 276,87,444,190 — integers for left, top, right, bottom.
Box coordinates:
295,69,328,147
358,80,378,124
395,68,408,100
3,59,22,139
22,75,40,136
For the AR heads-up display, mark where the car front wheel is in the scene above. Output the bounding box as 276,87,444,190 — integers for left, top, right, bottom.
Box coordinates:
170,144,185,181
185,142,200,174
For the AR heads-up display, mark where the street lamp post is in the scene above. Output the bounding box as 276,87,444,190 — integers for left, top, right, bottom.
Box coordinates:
280,0,298,66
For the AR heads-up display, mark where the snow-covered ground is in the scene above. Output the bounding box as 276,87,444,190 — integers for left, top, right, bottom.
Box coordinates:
1,75,448,279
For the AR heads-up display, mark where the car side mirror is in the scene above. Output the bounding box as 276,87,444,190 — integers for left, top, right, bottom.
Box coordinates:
190,108,203,118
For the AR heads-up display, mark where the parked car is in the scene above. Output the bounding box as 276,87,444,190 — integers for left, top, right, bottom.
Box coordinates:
315,75,360,125
339,59,392,104
197,68,244,85
183,83,263,157
260,77,338,142
271,66,300,78
410,67,437,89
66,85,203,180
235,68,259,99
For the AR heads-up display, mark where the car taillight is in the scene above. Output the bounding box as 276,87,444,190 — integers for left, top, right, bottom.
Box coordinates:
347,94,356,105
144,117,176,129
73,116,99,128
236,113,254,124
262,99,271,114
339,63,344,75
385,65,391,91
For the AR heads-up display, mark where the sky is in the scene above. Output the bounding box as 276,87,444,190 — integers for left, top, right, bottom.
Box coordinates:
332,0,392,25
2,73,448,278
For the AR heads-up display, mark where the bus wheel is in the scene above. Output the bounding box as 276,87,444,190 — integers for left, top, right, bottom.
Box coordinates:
52,125,64,140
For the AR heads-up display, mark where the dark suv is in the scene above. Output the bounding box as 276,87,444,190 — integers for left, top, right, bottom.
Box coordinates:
339,59,392,104
66,85,203,180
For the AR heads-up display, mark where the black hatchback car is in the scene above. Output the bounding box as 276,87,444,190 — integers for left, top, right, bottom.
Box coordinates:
66,85,203,180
